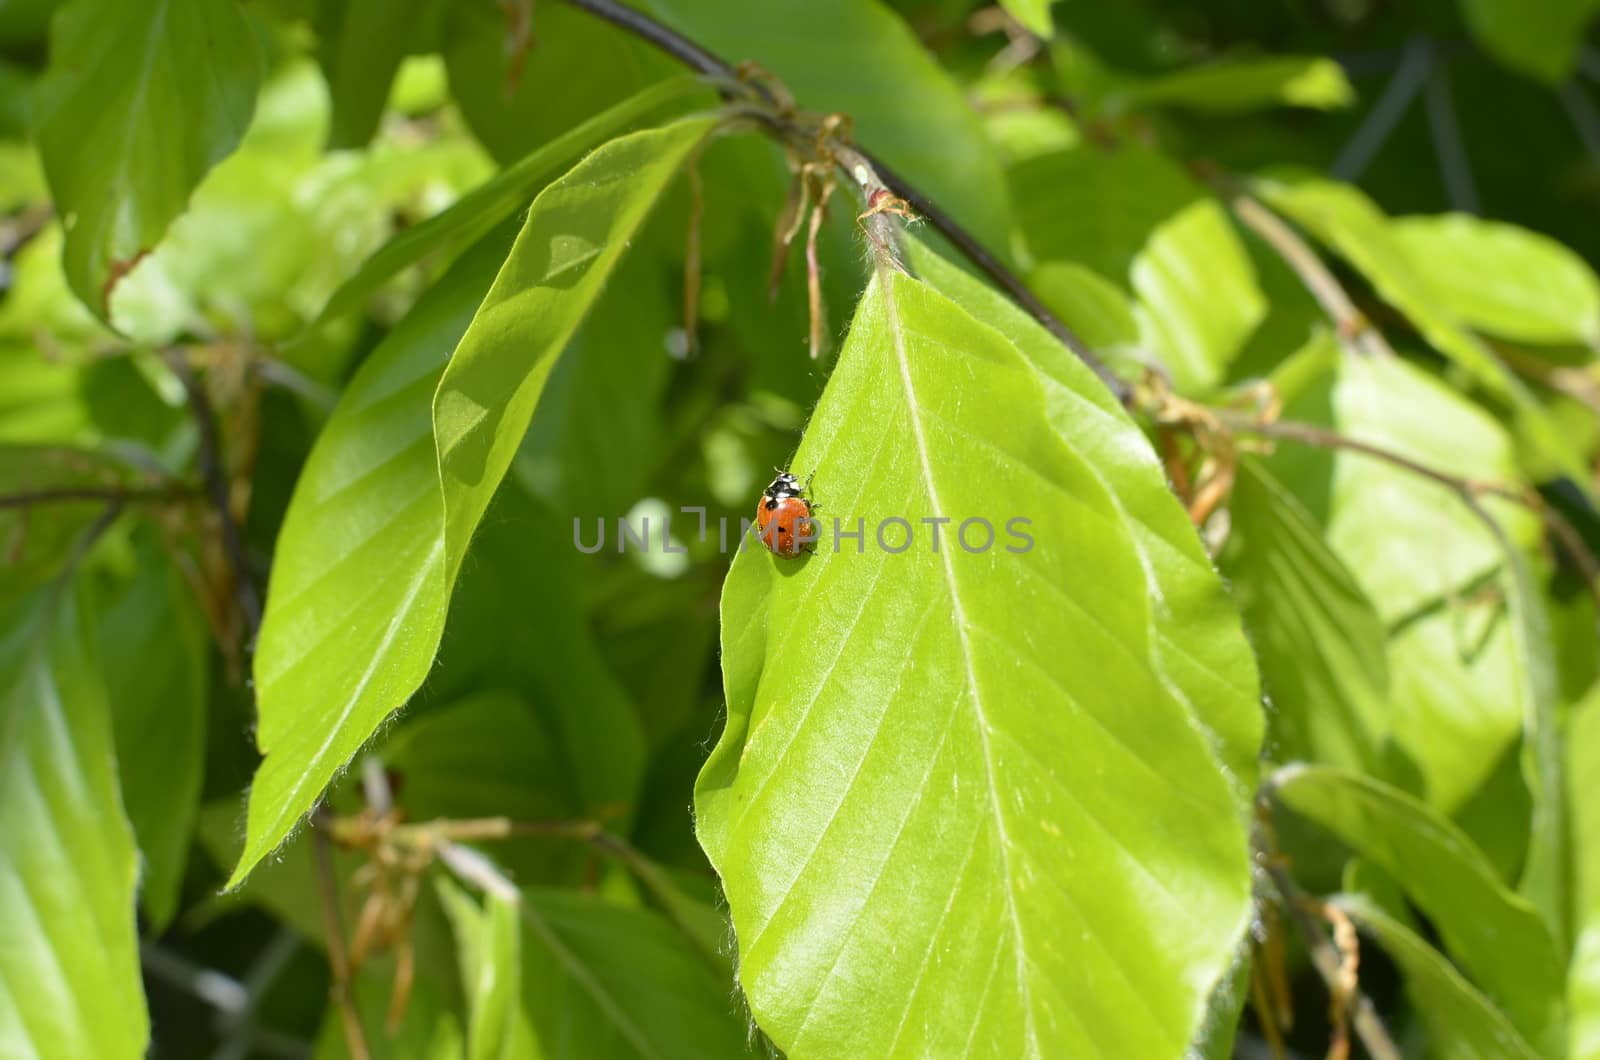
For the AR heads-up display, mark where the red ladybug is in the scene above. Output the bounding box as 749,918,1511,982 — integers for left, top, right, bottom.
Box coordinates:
756,471,816,558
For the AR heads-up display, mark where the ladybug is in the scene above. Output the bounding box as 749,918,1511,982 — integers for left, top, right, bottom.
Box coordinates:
756,471,817,558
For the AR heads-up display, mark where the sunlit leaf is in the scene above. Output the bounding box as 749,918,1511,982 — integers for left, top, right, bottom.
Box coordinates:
0,584,146,1059
999,0,1053,37
232,118,716,887
438,879,542,1060
1392,214,1600,350
1570,685,1600,1060
698,266,1254,1056
1119,56,1353,112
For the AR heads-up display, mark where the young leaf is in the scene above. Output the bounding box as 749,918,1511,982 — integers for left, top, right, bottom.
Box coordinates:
312,77,705,327
1266,343,1542,813
1272,764,1564,1054
0,585,147,1059
233,118,715,887
1255,177,1587,484
698,269,1254,1057
1391,214,1600,350
438,879,541,1060
1334,895,1541,1060
32,0,262,319
1222,457,1391,776
1117,55,1354,112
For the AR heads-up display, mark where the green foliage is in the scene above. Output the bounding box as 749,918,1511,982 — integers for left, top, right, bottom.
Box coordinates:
2,0,1598,1057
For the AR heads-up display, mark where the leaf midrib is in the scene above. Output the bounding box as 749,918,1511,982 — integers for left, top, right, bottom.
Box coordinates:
878,273,1040,1056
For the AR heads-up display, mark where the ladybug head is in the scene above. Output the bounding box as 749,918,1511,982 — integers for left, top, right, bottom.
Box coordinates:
764,471,803,499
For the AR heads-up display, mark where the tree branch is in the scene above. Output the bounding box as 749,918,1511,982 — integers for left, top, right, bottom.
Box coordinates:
1227,194,1396,360
559,0,1129,402
0,483,194,510
311,813,370,1060
1220,412,1600,604
168,352,263,642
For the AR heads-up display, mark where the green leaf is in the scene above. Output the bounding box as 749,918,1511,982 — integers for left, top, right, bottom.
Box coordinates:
1272,764,1564,1053
0,585,147,1059
639,0,1014,250
1333,894,1541,1060
1012,147,1262,389
698,267,1255,1056
439,879,542,1060
233,117,715,887
1026,261,1139,351
32,0,263,318
98,535,209,929
1012,145,1200,284
312,77,704,328
444,2,676,167
1457,0,1600,83
1391,214,1600,350
1222,457,1391,776
999,0,1053,37
1570,685,1600,1059
1119,56,1354,113
1255,177,1585,484
1131,199,1266,392
318,0,448,149
516,890,755,1059
1267,342,1542,813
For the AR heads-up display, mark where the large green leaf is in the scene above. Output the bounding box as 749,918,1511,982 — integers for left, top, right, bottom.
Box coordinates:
1334,894,1541,1060
1391,214,1600,351
232,118,716,887
1267,343,1541,813
313,77,704,327
1571,685,1600,1060
1255,177,1584,482
98,535,209,929
32,0,262,318
1013,147,1262,390
698,267,1255,1056
638,0,1013,250
1273,764,1564,1054
0,585,147,1059
1222,457,1390,775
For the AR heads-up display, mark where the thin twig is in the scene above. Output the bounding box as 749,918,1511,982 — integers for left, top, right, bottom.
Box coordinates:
1219,412,1600,605
1423,59,1478,214
311,814,370,1060
1227,194,1396,360
1257,855,1402,1060
168,351,262,641
558,0,1129,401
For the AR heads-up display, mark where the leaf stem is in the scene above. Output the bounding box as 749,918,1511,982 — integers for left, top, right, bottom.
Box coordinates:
311,813,371,1060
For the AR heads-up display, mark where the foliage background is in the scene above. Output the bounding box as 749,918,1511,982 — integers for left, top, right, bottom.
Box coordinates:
2,0,1599,1057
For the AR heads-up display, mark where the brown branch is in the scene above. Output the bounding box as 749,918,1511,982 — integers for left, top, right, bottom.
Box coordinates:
558,0,1130,402
311,814,370,1060
1228,194,1397,361
1220,412,1600,605
1256,851,1401,1060
168,352,263,641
